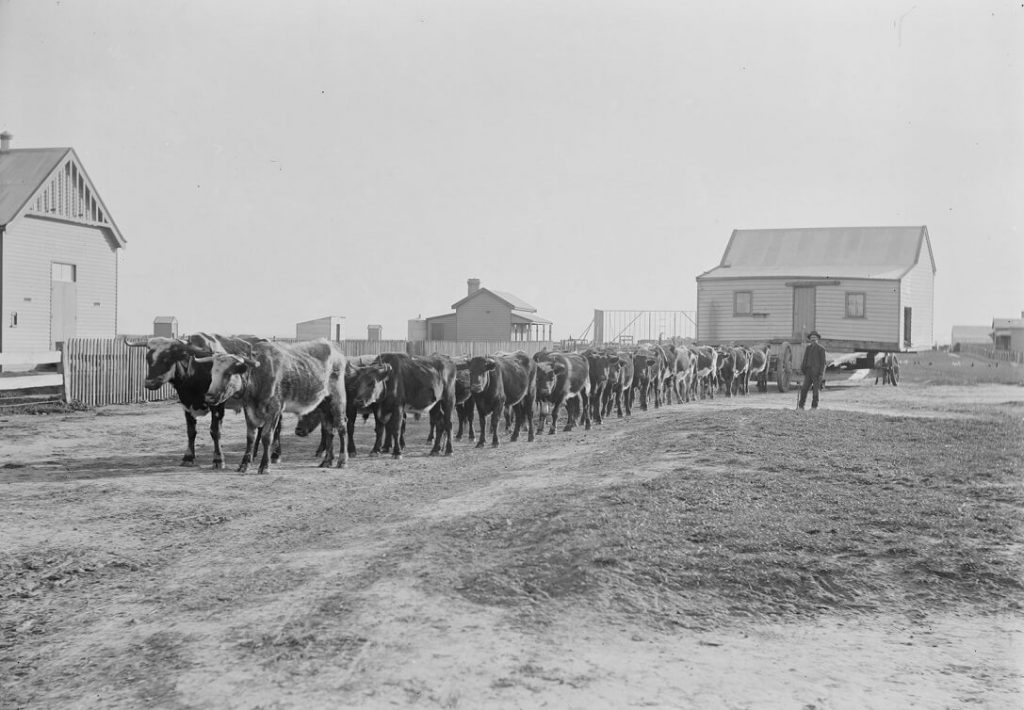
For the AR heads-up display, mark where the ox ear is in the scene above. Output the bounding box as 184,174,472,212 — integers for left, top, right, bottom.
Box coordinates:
484,359,497,372
123,338,149,348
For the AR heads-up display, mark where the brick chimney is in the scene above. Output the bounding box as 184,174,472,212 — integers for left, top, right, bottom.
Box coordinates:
467,278,481,296
0,132,12,153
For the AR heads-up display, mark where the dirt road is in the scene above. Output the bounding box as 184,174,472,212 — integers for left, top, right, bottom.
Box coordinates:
2,378,1022,708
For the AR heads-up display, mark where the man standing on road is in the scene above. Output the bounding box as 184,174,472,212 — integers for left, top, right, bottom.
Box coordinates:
798,330,827,410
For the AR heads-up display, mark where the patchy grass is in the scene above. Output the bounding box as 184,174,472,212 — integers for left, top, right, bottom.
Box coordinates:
900,352,1024,386
435,409,1024,628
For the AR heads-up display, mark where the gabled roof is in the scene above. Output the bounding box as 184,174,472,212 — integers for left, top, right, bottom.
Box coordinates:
0,147,126,248
950,325,992,343
992,318,1024,330
697,226,934,281
451,287,537,312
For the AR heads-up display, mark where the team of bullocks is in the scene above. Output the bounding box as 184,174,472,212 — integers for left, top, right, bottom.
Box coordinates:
129,334,774,475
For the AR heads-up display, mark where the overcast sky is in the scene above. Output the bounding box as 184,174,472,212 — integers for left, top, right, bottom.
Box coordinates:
1,0,1021,343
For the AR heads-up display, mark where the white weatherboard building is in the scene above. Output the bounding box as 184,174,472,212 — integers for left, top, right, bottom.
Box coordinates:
696,226,936,351
0,133,126,353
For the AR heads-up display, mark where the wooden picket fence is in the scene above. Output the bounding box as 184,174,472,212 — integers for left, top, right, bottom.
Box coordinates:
63,338,177,406
51,337,556,407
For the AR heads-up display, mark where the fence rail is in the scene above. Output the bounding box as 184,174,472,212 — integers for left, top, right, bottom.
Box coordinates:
957,343,1024,364
50,338,558,407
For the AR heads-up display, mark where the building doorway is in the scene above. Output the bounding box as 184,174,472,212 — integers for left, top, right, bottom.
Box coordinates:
51,262,78,348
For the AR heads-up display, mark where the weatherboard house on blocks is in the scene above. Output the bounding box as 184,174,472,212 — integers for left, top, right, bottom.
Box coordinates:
411,278,553,342
0,133,126,354
696,226,935,352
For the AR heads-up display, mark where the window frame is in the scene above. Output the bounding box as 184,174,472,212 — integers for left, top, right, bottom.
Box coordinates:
845,291,867,319
51,262,77,283
733,290,753,317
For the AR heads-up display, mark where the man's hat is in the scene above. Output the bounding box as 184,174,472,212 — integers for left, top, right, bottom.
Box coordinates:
808,330,821,340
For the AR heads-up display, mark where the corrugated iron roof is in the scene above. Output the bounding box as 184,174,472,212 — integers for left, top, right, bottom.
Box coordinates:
697,226,934,280
992,318,1024,330
0,147,69,225
0,146,126,248
950,325,992,343
451,287,537,312
511,312,552,325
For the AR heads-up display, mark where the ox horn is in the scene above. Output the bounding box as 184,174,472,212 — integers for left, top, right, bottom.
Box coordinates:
123,337,149,348
193,355,215,363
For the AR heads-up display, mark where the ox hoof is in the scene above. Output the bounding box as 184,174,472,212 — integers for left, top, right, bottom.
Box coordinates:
475,442,485,449
429,450,440,457
391,454,403,461
211,461,224,471
257,468,269,475
180,459,196,468
237,465,249,474
318,460,333,469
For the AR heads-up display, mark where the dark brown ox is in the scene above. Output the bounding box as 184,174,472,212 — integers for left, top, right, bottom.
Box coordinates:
126,332,272,469
533,351,591,434
462,351,536,447
199,339,347,474
348,352,456,458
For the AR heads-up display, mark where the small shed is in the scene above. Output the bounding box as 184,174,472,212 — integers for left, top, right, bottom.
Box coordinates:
153,316,179,338
991,314,1024,353
296,316,345,342
696,226,936,351
0,133,127,353
423,278,552,342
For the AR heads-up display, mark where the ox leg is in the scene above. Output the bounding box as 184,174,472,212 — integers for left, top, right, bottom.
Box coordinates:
524,398,535,442
346,404,358,456
369,413,385,456
182,411,198,467
551,398,563,434
209,405,228,470
389,408,404,459
489,403,502,447
237,413,258,474
256,413,278,475
271,416,283,463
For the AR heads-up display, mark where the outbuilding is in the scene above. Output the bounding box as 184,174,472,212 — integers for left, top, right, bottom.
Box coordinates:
418,278,552,342
696,226,935,352
0,133,126,353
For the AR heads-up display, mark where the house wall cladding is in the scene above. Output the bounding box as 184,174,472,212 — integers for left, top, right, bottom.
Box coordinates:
3,217,118,352
696,277,899,345
900,257,935,349
456,291,512,340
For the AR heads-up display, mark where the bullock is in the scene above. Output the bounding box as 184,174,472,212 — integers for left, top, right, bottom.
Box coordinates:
126,332,273,469
664,344,696,404
581,349,614,423
428,357,475,443
603,351,635,418
463,351,536,447
631,348,659,411
349,352,456,458
294,354,381,459
746,345,771,393
691,345,719,400
533,351,591,434
730,346,751,395
198,339,348,474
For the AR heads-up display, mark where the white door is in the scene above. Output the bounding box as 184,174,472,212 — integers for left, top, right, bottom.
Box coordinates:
50,262,78,347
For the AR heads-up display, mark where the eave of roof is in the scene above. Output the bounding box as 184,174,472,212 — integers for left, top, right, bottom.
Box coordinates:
511,312,552,325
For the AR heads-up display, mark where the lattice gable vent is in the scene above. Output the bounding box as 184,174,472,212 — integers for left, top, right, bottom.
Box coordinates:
25,155,112,227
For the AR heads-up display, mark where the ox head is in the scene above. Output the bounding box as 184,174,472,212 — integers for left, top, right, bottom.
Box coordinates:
466,356,497,394
351,363,391,412
534,361,565,399
125,337,208,390
194,352,258,406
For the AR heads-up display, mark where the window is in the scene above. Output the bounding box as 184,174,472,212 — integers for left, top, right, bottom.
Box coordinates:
733,291,753,316
845,292,866,318
52,263,77,282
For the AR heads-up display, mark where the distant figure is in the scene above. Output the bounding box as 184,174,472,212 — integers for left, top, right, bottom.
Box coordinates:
798,331,827,410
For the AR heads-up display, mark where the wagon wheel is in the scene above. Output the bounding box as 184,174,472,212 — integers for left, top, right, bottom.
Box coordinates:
776,342,793,393
889,355,900,386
